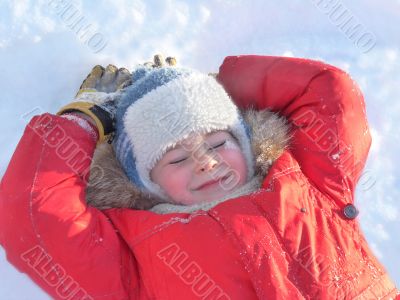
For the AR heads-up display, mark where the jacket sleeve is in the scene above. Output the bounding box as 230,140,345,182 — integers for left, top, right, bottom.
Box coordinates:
0,114,137,299
218,55,372,205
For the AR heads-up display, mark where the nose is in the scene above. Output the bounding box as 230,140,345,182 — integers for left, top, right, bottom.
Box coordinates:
196,154,219,173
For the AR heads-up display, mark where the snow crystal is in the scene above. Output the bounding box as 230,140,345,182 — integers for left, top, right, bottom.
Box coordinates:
60,114,98,142
331,153,340,160
223,139,240,151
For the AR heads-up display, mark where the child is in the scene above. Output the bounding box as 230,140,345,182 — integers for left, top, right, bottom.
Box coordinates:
0,55,398,300
85,64,287,215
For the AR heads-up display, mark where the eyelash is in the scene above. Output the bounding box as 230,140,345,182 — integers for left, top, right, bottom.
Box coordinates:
170,157,188,164
208,140,226,150
169,141,226,164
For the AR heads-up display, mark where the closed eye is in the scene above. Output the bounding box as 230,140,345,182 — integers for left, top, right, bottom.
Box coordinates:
209,140,226,150
169,157,188,164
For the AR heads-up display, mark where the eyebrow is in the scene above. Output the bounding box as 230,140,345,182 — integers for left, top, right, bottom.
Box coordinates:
164,145,189,156
169,144,185,151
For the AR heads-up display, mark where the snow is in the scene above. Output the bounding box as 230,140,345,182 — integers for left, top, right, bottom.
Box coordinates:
331,153,340,160
60,114,98,141
1,0,399,298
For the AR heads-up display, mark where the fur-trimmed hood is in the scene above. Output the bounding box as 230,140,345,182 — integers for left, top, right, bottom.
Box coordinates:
86,109,291,213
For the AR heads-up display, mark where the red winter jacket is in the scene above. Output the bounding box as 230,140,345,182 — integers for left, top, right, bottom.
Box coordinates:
0,55,398,299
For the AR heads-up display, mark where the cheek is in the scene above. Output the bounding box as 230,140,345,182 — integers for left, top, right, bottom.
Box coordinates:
156,166,191,196
219,148,248,183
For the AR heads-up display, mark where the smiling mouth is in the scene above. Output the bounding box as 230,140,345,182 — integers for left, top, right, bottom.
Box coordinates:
194,175,230,191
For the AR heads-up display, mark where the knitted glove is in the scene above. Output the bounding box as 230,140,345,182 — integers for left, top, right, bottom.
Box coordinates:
143,54,177,68
57,64,131,143
57,55,177,143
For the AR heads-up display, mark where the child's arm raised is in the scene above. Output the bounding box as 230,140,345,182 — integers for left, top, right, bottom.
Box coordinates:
0,66,137,299
218,55,371,206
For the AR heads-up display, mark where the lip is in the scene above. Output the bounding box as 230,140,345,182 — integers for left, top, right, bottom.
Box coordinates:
193,176,229,191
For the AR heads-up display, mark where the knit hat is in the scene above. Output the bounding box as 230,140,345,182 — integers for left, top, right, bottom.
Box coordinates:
113,66,254,200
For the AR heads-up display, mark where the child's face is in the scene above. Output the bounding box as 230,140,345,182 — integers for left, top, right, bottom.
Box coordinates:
150,130,248,205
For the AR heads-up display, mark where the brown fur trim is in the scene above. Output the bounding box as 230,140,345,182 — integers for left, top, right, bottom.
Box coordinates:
86,109,291,210
243,109,291,177
86,143,163,210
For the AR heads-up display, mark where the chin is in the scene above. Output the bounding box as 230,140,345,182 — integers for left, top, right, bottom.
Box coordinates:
202,190,231,204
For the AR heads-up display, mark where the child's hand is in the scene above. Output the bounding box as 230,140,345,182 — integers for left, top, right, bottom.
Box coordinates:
57,55,176,143
57,64,131,143
143,54,177,68
77,64,132,95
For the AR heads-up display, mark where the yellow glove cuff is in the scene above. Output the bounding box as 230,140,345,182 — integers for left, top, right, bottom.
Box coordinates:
57,102,111,144
75,89,98,97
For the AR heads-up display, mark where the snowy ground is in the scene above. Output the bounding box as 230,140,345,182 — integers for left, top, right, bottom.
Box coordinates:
1,0,399,299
